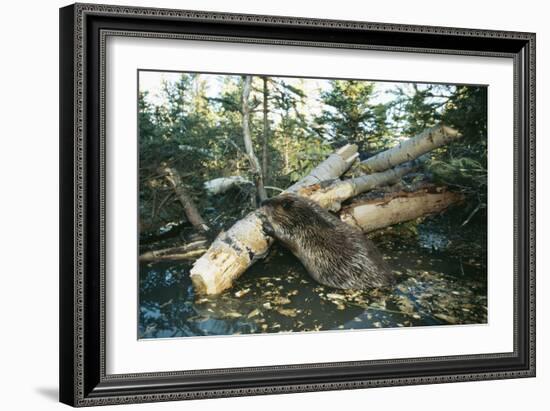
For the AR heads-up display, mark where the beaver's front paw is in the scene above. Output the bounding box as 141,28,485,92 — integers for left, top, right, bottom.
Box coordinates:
258,216,275,237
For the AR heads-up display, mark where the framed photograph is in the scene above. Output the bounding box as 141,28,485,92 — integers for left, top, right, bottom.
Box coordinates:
59,3,535,407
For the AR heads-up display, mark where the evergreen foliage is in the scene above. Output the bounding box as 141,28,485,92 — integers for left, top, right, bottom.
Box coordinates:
138,73,487,235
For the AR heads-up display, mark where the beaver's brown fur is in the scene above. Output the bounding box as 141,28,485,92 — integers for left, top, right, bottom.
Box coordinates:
259,193,394,290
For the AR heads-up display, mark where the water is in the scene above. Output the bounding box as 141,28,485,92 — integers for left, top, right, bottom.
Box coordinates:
139,218,487,339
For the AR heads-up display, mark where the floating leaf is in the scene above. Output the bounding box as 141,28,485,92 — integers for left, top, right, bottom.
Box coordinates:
326,293,346,300
277,308,298,317
234,288,250,298
247,309,261,318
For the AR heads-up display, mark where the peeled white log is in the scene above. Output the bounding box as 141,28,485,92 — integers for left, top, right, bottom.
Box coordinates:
190,213,273,295
190,144,359,295
361,125,461,173
286,144,359,192
340,186,464,232
204,176,252,195
297,161,417,212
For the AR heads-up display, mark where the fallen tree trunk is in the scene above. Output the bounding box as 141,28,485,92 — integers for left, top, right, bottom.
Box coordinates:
340,185,464,232
296,160,419,212
190,144,359,295
204,176,252,195
139,239,209,262
361,125,461,173
286,144,358,192
159,166,210,232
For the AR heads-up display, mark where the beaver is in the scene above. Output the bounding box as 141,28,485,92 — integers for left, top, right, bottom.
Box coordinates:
259,193,395,290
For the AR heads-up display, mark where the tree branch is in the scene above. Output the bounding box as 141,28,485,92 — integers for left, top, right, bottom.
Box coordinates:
158,166,210,232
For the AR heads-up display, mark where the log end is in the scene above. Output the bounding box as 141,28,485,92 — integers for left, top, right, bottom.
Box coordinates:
336,143,358,160
190,271,208,295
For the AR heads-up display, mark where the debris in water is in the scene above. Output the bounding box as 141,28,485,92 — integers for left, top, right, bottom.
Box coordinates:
247,309,261,318
234,288,250,298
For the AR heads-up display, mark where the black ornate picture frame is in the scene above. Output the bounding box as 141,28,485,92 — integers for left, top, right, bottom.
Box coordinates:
59,3,535,407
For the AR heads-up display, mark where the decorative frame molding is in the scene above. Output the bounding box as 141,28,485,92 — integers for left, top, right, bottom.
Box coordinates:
60,3,535,407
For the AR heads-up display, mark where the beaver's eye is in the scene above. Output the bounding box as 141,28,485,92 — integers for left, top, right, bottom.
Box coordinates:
280,199,293,210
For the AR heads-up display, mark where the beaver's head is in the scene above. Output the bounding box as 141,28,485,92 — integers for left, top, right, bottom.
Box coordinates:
259,194,302,236
259,194,322,239
261,194,304,221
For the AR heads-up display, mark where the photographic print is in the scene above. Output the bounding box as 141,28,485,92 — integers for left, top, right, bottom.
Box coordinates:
60,5,535,405
138,71,488,339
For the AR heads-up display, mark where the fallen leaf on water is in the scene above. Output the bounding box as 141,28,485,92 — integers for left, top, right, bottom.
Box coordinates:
234,288,250,298
434,313,457,324
272,296,291,305
277,308,298,317
247,309,261,318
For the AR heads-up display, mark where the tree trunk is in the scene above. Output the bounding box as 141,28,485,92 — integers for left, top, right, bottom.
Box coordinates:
242,75,268,204
296,160,419,212
286,144,359,192
159,166,210,232
361,124,461,173
190,143,359,295
262,76,269,183
340,185,464,232
204,176,252,195
139,239,209,262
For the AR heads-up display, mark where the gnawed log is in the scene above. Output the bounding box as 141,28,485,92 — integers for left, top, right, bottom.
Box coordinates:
204,177,284,196
190,213,273,294
361,125,461,173
297,160,419,212
190,144,359,295
340,185,464,233
204,176,252,195
139,239,209,262
159,166,210,232
286,144,358,192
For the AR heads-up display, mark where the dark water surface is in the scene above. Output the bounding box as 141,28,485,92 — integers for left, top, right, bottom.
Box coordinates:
139,218,487,339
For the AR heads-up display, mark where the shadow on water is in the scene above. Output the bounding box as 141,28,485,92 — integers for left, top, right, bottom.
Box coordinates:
139,216,487,339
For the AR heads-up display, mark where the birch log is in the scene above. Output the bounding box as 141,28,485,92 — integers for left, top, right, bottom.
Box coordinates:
361,125,461,173
296,161,418,212
190,144,359,295
340,185,464,232
204,176,252,195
